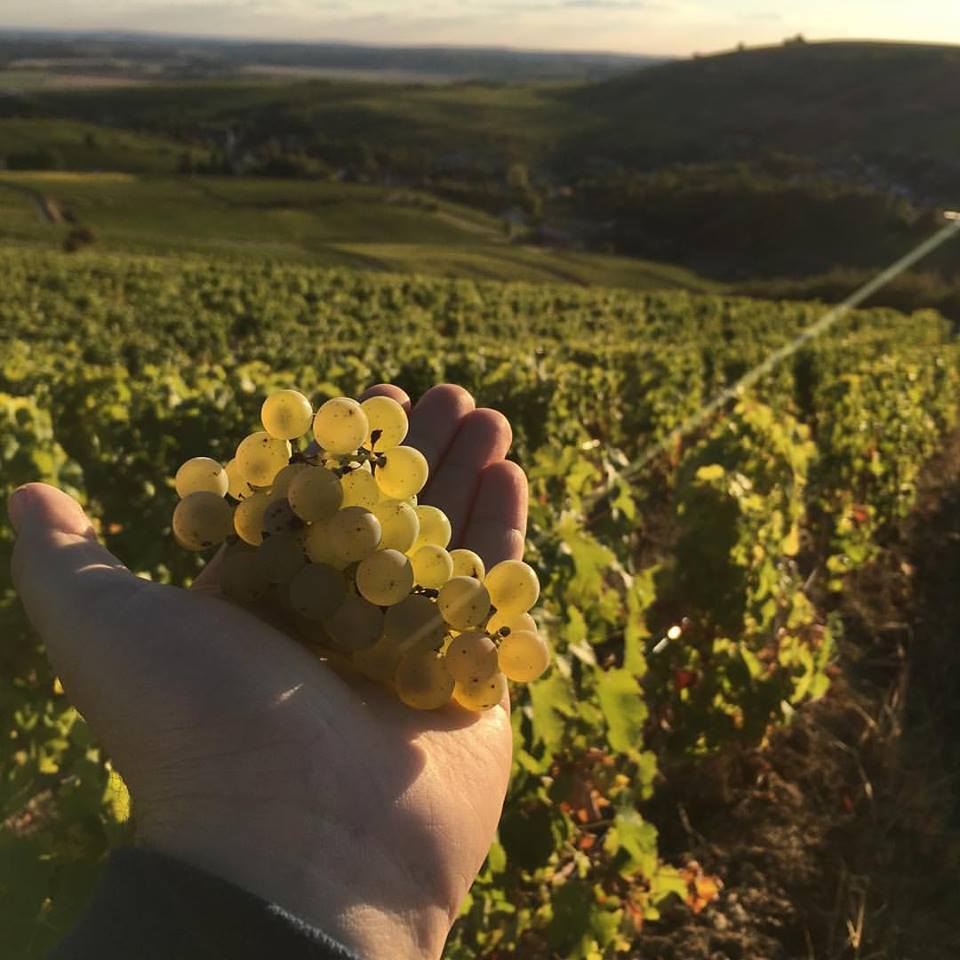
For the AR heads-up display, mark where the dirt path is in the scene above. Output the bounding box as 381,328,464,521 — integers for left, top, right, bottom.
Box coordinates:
639,428,960,960
0,179,62,223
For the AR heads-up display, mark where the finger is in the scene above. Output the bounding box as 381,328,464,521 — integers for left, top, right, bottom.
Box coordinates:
358,383,411,412
462,460,528,569
191,544,225,595
8,482,148,691
422,409,512,544
406,384,475,473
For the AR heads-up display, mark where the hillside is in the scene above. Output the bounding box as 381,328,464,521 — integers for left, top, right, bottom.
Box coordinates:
563,41,960,202
0,170,716,291
5,41,960,294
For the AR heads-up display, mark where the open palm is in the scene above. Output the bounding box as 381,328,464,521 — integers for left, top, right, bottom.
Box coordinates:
9,384,526,960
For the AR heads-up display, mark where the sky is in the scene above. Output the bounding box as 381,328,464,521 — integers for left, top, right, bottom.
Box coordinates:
1,0,959,56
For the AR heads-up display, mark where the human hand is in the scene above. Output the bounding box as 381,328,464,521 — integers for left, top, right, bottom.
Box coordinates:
9,384,526,960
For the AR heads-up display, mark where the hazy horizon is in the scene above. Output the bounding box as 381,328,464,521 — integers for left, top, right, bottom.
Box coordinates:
1,1,958,58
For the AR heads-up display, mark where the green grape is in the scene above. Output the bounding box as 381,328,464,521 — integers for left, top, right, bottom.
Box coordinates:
361,395,408,451
175,457,228,499
289,563,346,621
374,446,429,500
324,594,384,652
497,629,551,683
303,519,347,568
261,389,313,440
313,397,369,455
487,610,537,637
484,560,540,616
225,458,255,501
410,544,453,589
327,506,382,565
411,504,452,550
219,550,270,604
234,491,271,545
372,499,420,553
449,548,485,580
340,467,380,510
262,498,301,538
454,671,508,712
395,647,454,710
173,491,234,551
437,576,491,630
235,431,292,487
383,594,446,647
356,549,414,607
257,532,307,584
445,630,499,684
288,466,343,522
271,462,309,500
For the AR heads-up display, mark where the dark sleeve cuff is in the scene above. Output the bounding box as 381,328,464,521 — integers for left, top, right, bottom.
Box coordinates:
50,846,362,960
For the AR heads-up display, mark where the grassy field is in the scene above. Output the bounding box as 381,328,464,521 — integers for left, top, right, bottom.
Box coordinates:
0,118,184,174
0,171,717,291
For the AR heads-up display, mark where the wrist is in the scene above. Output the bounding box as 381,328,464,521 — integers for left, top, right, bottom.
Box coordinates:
136,799,450,959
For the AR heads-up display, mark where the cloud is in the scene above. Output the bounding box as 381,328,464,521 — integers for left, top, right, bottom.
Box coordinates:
561,0,655,7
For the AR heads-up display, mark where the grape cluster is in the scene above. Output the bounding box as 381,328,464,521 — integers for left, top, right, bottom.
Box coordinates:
171,390,549,711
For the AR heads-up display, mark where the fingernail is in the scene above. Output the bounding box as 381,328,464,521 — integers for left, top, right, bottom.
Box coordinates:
7,484,34,534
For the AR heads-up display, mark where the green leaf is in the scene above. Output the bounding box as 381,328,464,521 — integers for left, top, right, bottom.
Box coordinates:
596,668,647,759
529,671,576,755
604,807,659,878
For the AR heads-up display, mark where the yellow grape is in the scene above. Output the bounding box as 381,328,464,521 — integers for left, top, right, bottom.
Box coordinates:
175,457,228,499
262,498,300,538
304,519,347,568
324,594,384,651
486,610,537,638
437,576,491,630
326,506,382,565
411,505,452,550
235,431,291,487
372,499,419,553
173,491,234,551
261,389,314,440
395,648,454,710
257,532,307,584
374,446,428,500
352,634,411,686
289,563,346,620
340,468,380,510
225,458,255,501
270,462,309,500
383,594,446,647
497,629,551,683
453,671,508,712
445,630,499,684
484,560,540,616
313,397,369,455
356,549,414,606
234,491,271,546
219,550,270,604
410,544,453,589
361,395,408,451
449,548,485,580
288,466,343,522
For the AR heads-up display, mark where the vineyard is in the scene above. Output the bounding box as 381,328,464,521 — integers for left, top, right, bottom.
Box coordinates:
1,244,958,958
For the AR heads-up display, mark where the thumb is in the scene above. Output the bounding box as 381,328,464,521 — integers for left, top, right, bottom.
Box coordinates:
9,482,147,703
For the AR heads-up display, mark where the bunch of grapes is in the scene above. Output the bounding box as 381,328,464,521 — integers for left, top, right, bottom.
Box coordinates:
171,389,550,711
